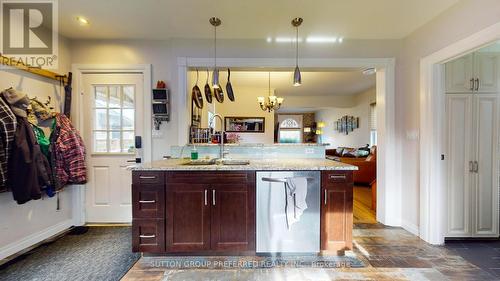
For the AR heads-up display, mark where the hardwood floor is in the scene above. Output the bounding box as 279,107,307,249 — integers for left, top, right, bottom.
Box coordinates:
353,185,377,224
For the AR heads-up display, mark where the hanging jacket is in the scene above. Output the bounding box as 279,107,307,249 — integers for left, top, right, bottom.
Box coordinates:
8,117,44,204
0,96,16,192
50,113,86,189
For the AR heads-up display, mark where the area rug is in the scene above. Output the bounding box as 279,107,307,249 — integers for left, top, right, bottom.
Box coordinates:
0,226,140,281
140,254,365,270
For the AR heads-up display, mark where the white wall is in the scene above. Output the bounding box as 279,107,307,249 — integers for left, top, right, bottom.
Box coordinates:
0,37,77,260
316,88,375,149
397,0,500,232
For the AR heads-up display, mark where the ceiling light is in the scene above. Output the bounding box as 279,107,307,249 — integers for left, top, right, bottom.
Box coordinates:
292,17,303,87
338,37,344,43
257,72,284,112
275,37,303,43
362,68,376,75
306,37,338,43
76,16,89,25
209,17,221,89
266,37,272,43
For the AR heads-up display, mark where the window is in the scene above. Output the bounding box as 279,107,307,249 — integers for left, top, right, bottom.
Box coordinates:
278,115,303,143
93,85,135,153
370,102,377,146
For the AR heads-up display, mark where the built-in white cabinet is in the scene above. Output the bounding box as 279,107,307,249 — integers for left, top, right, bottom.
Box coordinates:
446,52,499,93
445,93,499,238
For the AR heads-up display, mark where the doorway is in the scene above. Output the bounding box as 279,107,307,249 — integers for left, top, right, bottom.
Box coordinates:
178,58,398,228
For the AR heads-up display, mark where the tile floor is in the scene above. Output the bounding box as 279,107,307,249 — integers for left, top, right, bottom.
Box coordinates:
122,223,500,281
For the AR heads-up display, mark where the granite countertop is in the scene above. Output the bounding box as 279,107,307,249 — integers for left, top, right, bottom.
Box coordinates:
129,158,358,171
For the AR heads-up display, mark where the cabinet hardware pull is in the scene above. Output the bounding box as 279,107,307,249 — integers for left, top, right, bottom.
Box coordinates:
473,161,479,173
212,190,216,206
139,200,156,204
204,189,208,206
139,234,155,238
470,78,474,90
329,174,346,180
475,78,479,91
139,176,156,179
324,189,327,205
469,161,473,172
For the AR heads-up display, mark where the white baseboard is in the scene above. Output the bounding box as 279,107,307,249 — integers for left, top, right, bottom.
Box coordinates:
402,220,419,236
0,219,73,260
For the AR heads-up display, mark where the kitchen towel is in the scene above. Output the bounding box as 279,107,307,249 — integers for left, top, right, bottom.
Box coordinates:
285,177,308,229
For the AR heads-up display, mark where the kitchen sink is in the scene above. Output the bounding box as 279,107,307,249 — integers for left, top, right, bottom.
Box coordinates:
182,159,216,165
220,159,250,165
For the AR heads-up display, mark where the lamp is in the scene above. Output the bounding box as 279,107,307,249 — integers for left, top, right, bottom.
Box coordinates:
316,121,325,144
292,17,303,86
210,17,221,89
257,72,284,112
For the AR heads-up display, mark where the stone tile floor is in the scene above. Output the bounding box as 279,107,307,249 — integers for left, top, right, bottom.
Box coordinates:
122,223,500,281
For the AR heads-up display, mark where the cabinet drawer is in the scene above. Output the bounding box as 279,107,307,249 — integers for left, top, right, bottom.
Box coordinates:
132,185,165,218
322,171,353,185
133,171,164,185
132,218,165,252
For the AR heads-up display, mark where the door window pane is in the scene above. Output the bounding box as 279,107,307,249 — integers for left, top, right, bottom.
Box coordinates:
92,85,135,153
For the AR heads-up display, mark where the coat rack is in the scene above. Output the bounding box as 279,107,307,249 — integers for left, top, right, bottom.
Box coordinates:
1,54,73,117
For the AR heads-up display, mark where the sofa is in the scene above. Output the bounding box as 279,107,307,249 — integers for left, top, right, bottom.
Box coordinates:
326,146,377,185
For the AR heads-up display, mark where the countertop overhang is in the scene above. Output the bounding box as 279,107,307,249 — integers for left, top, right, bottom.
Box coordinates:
130,158,358,171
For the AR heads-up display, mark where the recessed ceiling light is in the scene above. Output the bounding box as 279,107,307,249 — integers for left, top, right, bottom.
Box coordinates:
338,37,344,43
266,37,272,43
275,37,303,43
306,37,338,43
76,16,90,25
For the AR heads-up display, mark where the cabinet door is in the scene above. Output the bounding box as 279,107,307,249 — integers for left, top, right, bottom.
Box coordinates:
445,94,473,237
165,183,211,252
474,53,499,93
320,172,353,254
446,54,473,93
211,179,255,252
472,94,499,236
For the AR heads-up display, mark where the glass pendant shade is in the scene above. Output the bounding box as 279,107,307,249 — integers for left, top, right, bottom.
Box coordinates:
293,65,302,86
212,68,220,89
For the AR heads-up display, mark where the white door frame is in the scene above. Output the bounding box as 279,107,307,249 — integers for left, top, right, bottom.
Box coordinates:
177,57,401,227
71,64,152,225
419,22,500,245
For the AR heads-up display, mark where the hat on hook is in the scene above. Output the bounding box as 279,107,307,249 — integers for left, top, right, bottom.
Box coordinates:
2,88,30,117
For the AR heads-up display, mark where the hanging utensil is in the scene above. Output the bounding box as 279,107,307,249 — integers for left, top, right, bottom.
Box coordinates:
192,69,203,109
204,69,213,103
214,85,224,103
226,68,235,101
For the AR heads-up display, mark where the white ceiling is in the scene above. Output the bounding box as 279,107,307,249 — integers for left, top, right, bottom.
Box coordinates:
59,0,459,40
188,70,376,96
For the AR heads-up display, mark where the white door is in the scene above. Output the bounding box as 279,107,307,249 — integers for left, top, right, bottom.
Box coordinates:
82,73,144,223
472,93,499,236
445,94,473,237
474,53,499,93
445,54,473,93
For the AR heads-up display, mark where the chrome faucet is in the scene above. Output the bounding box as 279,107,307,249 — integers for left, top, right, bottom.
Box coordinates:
209,114,228,160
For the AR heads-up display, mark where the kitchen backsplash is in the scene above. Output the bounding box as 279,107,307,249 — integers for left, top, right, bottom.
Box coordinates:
170,144,326,159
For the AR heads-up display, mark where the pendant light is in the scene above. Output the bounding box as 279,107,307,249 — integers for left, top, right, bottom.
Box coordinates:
292,17,303,86
210,17,221,89
257,72,284,112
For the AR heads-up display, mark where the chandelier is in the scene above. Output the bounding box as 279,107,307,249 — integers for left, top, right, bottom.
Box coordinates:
257,72,284,112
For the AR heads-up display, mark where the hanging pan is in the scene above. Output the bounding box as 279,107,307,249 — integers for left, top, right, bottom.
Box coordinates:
226,68,235,101
192,69,203,109
214,78,224,103
204,69,213,103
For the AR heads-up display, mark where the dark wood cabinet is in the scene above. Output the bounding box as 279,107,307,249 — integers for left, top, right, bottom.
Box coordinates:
320,171,353,254
165,171,255,253
132,218,165,252
165,183,211,252
211,178,255,251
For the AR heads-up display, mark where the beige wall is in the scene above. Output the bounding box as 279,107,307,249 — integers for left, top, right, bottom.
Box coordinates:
316,88,376,149
0,36,75,259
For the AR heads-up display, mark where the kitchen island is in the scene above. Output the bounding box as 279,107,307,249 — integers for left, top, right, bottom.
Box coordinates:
130,158,357,256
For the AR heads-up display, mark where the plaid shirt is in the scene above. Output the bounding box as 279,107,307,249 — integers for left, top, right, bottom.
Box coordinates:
51,113,86,189
0,95,17,191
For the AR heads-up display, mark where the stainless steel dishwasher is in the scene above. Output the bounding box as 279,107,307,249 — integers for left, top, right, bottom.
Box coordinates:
256,171,320,254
